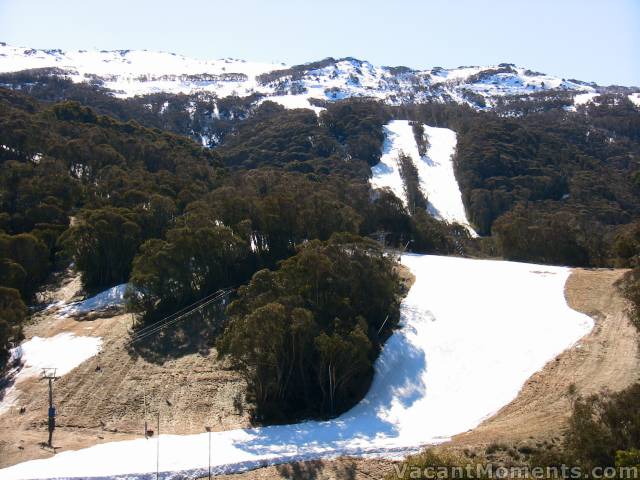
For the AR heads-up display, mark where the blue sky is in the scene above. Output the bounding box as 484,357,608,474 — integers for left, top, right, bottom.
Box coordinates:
0,0,638,85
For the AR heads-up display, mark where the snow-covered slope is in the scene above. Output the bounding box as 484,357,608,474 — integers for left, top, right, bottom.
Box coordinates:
0,333,102,415
371,120,477,234
371,121,414,206
0,44,286,98
629,93,640,107
0,43,612,108
418,126,476,234
0,255,593,480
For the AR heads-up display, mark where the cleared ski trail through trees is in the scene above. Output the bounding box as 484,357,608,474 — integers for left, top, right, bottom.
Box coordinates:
370,120,477,235
0,255,593,479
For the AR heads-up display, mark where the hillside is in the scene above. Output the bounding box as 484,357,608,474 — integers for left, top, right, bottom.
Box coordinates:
2,43,638,108
0,43,640,480
1,254,620,479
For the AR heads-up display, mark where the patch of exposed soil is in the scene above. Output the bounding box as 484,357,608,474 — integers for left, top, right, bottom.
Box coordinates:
0,273,250,469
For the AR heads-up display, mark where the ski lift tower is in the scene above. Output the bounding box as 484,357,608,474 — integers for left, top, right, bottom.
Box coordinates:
41,367,58,448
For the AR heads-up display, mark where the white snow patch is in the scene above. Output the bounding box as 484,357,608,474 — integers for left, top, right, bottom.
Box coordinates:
14,333,102,378
262,94,325,115
0,255,593,479
58,284,127,317
0,333,102,414
0,44,599,108
573,92,599,106
0,45,287,99
629,93,640,108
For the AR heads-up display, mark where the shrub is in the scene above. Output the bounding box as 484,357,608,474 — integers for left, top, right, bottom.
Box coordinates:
564,384,640,469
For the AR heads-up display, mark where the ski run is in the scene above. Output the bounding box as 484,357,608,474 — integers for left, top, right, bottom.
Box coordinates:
371,120,477,235
0,254,593,480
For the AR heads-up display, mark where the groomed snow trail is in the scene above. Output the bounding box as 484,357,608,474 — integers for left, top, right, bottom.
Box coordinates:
370,120,477,235
370,121,413,207
0,255,593,480
418,126,475,235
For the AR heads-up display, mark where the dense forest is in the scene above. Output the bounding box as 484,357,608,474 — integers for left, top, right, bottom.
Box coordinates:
218,234,401,421
0,88,449,418
1,73,640,421
401,97,640,266
0,89,224,366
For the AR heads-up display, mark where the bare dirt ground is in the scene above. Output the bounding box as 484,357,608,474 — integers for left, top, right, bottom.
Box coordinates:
0,272,250,469
208,457,399,480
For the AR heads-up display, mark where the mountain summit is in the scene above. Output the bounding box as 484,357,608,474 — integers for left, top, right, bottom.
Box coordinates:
1,44,638,111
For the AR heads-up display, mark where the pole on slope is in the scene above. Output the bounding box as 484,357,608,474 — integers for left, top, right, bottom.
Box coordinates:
156,412,160,480
144,394,148,439
41,368,58,448
205,426,212,480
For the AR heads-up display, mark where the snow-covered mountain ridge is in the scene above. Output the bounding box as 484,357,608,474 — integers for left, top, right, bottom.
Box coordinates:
1,43,637,110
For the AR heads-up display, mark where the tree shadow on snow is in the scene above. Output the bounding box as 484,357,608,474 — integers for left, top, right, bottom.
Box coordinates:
227,308,429,459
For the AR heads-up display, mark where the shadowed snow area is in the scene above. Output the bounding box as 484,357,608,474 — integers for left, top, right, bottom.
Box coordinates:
371,120,477,235
0,255,593,480
56,284,128,317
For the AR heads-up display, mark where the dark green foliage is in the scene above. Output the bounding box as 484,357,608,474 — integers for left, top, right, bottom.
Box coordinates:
492,90,575,115
320,99,390,166
201,170,364,260
0,70,261,147
0,233,50,297
218,234,401,422
457,109,640,247
255,58,339,85
620,267,640,333
366,189,412,246
0,287,26,369
493,207,591,266
411,121,428,156
616,449,640,469
397,153,427,214
219,103,340,170
126,169,368,324
0,88,224,293
129,224,247,322
410,210,460,255
217,99,388,178
401,98,640,266
564,384,640,469
58,208,142,288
